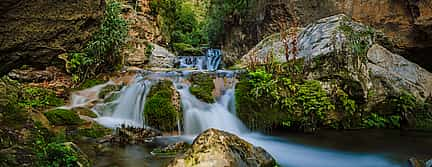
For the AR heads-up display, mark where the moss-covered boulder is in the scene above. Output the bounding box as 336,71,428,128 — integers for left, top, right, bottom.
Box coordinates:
71,107,98,118
189,73,215,103
144,80,179,131
18,86,65,110
0,77,29,128
168,129,276,167
44,109,82,126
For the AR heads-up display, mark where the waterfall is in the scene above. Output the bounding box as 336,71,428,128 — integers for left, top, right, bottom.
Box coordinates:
175,83,248,135
95,75,152,128
178,56,206,70
206,49,222,71
178,48,222,71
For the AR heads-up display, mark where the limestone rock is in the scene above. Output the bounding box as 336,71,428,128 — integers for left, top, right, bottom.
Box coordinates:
0,0,105,76
222,0,432,70
168,128,276,167
149,44,176,68
367,44,432,100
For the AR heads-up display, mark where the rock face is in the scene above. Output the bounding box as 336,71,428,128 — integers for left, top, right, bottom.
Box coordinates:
0,0,105,76
241,15,432,128
149,44,176,68
168,128,276,167
222,0,432,71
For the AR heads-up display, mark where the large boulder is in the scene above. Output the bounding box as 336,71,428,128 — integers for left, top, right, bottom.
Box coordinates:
0,0,105,76
222,0,432,71
240,14,432,129
242,14,432,101
148,44,176,68
168,128,276,167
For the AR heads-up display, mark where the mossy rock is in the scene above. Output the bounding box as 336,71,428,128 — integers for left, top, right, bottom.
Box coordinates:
0,77,29,128
173,43,203,56
98,84,121,99
78,79,106,90
44,109,82,126
144,80,179,131
235,76,288,131
71,107,98,118
77,123,111,138
189,73,215,103
18,86,64,109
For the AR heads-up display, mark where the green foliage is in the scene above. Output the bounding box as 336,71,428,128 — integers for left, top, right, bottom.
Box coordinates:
173,43,203,55
144,80,178,131
362,113,389,128
67,0,128,82
391,91,417,114
237,70,335,131
206,0,251,46
151,0,208,53
189,73,215,103
294,80,335,128
44,109,82,126
18,87,64,110
338,22,375,63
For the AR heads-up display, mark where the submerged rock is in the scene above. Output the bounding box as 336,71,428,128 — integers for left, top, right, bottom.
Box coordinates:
99,126,162,144
168,128,276,167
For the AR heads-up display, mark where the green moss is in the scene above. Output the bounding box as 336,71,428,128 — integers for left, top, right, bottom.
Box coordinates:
173,43,203,56
78,79,105,89
18,86,64,109
78,124,111,138
144,80,178,131
98,84,120,99
71,107,98,118
44,109,82,126
189,73,215,103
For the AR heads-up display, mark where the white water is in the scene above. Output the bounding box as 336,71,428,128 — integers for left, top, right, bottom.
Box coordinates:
173,72,400,167
87,70,400,167
95,75,152,128
178,49,222,71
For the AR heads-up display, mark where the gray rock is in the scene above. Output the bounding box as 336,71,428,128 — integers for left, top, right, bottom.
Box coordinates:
149,44,176,68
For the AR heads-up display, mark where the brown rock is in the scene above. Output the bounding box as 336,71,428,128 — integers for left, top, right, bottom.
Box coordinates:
168,128,276,167
0,0,105,76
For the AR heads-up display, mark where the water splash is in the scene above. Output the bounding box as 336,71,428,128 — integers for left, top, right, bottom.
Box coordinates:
95,75,152,128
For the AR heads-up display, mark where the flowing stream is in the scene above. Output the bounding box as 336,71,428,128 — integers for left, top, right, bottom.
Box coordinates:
79,69,414,167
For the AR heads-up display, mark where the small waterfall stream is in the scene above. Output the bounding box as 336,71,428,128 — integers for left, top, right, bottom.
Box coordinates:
178,49,222,71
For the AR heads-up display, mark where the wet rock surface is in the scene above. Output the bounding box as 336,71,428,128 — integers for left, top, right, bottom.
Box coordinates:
99,126,162,144
168,128,276,167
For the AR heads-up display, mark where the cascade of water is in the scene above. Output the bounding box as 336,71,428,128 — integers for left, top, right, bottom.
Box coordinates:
206,49,222,71
178,56,206,70
174,73,248,135
95,75,152,128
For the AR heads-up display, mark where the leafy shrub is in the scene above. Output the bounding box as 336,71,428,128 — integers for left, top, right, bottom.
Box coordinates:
237,70,335,131
44,109,82,126
67,0,128,82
